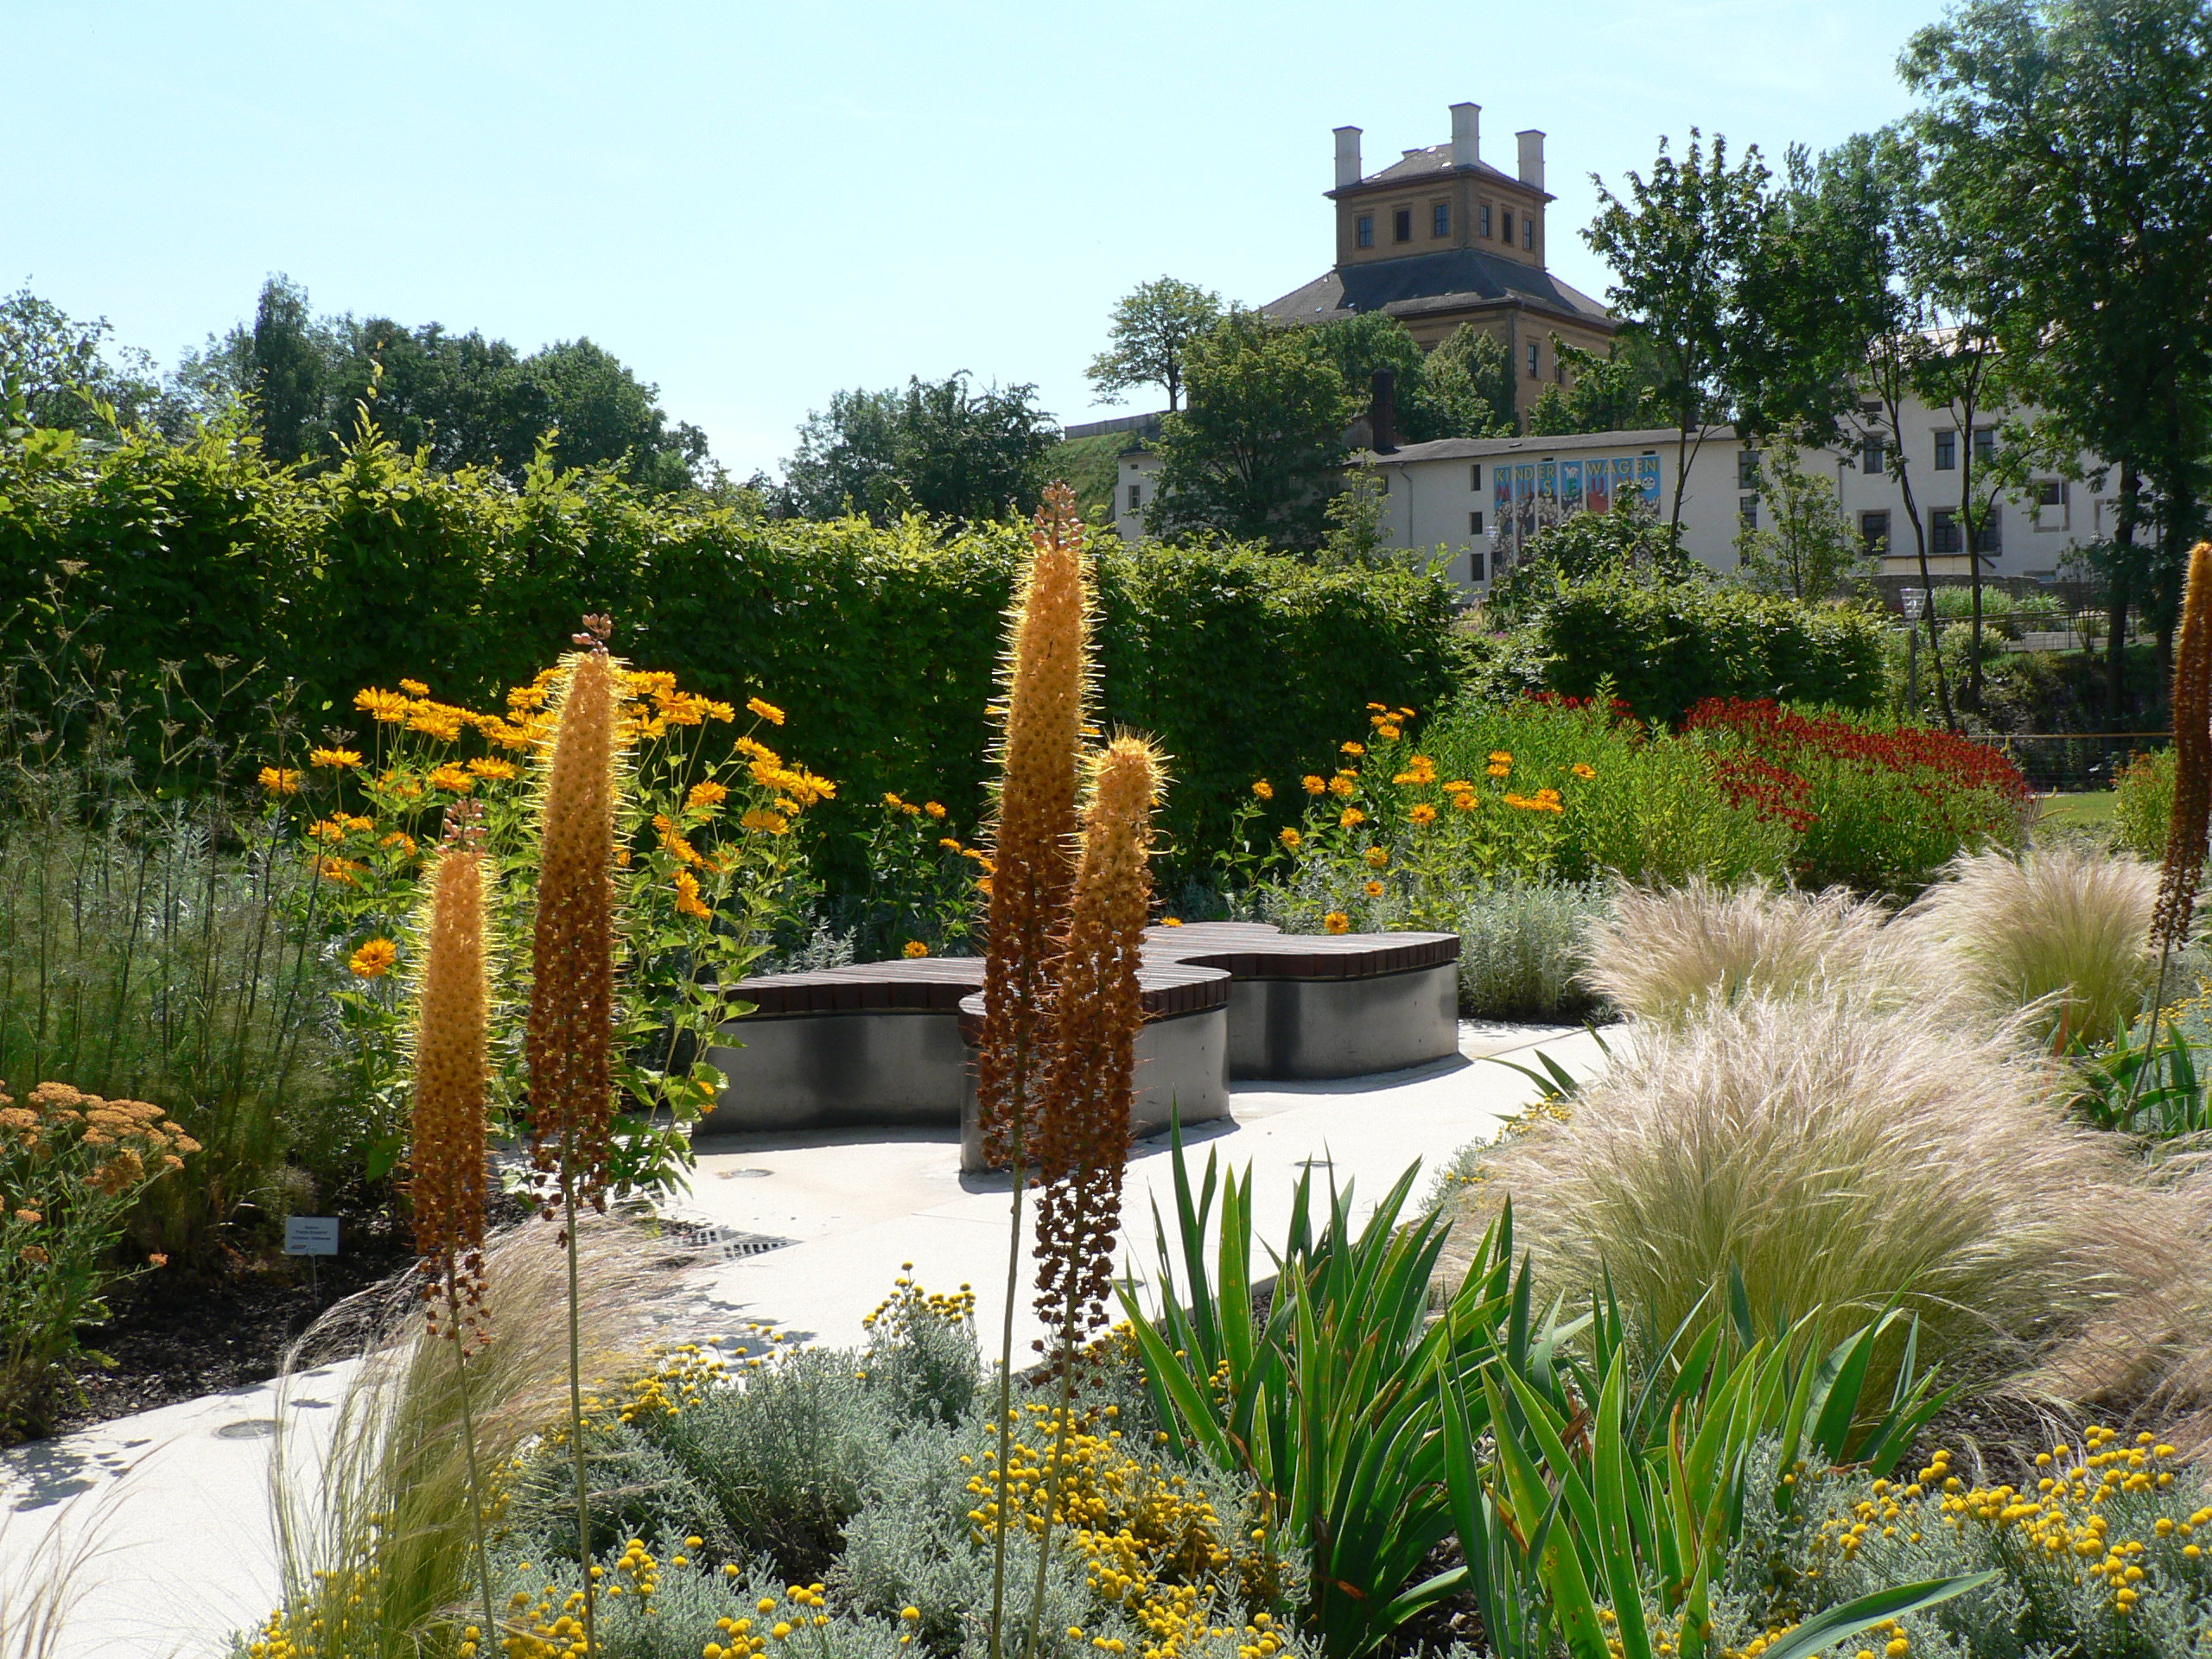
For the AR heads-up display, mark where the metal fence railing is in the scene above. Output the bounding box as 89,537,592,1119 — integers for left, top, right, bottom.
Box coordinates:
1960,731,2168,792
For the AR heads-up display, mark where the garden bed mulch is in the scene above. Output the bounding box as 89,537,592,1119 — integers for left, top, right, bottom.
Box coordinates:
46,1203,423,1436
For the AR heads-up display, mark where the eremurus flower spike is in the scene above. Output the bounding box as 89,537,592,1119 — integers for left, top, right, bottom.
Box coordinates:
407,797,501,1651
2154,542,2212,953
980,483,1090,1659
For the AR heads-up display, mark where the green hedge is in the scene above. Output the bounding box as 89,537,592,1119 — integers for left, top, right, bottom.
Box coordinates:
1535,574,1887,726
0,424,1458,879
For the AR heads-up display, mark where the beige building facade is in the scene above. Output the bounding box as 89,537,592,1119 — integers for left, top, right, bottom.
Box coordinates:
1262,103,1618,424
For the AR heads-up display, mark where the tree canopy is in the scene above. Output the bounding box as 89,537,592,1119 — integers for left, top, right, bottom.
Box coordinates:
778,373,1058,525
1085,277,1223,412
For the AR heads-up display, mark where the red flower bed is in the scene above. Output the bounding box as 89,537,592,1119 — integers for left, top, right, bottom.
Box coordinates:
1681,697,2031,889
1683,698,2031,803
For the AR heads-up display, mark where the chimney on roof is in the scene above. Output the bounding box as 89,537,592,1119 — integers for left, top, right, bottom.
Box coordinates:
1370,369,1398,454
1333,125,1363,190
1516,129,1546,191
1450,102,1480,168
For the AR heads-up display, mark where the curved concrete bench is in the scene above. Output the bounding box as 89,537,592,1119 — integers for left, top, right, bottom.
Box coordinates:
699,957,1233,1141
953,962,1231,1172
1142,922,1462,1080
699,922,1460,1137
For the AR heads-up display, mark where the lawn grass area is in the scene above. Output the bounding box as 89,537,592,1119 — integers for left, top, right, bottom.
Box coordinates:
2035,789,2118,832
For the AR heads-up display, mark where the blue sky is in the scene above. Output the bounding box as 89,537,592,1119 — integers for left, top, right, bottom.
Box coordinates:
3,1,1941,476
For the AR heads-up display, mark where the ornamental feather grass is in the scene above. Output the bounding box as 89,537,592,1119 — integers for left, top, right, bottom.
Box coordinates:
1450,994,2212,1409
1902,843,2159,1050
1577,875,1927,1027
268,1214,672,1659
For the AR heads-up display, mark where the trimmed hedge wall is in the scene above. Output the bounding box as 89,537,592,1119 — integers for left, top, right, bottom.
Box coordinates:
1536,574,1887,726
0,426,1458,876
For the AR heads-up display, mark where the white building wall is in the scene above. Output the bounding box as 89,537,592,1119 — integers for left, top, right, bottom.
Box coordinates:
1109,393,2103,604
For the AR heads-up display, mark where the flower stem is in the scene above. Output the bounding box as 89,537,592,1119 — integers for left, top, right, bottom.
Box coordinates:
447,1267,501,1656
564,1173,595,1657
988,1121,1027,1659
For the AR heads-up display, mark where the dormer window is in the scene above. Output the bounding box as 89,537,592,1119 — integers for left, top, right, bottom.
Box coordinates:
1357,213,1373,248
1393,208,1413,242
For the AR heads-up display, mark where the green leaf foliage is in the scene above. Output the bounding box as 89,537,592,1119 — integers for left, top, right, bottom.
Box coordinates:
0,418,1457,885
1535,574,1886,726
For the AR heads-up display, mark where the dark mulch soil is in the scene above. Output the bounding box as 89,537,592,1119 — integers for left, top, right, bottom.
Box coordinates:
43,1190,531,1438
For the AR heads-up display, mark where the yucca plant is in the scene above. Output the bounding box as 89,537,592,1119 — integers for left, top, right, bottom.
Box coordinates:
1119,1127,1518,1656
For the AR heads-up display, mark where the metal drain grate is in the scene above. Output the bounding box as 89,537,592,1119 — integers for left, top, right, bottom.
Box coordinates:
666,1219,795,1262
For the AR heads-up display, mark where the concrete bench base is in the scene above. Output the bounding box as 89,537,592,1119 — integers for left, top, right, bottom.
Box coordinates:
1226,963,1460,1079
699,1009,968,1134
957,1004,1231,1173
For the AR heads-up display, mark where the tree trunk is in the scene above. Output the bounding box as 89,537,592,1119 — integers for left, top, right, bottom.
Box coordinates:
2107,461,2140,726
1888,397,1955,730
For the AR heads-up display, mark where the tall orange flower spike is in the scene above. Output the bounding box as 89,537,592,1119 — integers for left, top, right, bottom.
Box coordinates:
411,802,492,1348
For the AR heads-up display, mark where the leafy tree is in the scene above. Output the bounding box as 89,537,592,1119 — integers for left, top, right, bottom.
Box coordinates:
1483,496,1690,626
0,289,163,434
1085,277,1222,412
1526,336,1664,436
1585,130,1773,537
1770,130,1956,725
1904,0,2212,721
1314,314,1513,442
173,277,710,489
779,373,1058,525
1412,325,1517,439
1319,467,1390,568
1733,441,1876,601
1146,308,1354,551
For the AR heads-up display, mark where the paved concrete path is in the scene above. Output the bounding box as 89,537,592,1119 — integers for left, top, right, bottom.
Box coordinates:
0,1021,1602,1658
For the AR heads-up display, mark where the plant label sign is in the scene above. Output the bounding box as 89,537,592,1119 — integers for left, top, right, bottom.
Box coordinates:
284,1217,340,1256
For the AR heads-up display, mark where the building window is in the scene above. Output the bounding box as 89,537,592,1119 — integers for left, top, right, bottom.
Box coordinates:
1974,507,2001,553
1469,510,1485,535
1934,429,1956,470
1356,213,1373,249
1480,202,1492,238
1501,209,1513,244
1469,463,1482,490
1738,449,1760,490
1527,343,1540,379
1393,207,1412,242
1860,509,1891,555
1470,548,1486,582
1740,495,1759,529
1523,215,1534,250
1378,471,1389,493
1931,507,1961,552
1554,359,1567,385
1127,482,1141,512
1861,435,1885,475
1433,202,1450,237
2036,479,2069,530
1973,427,1996,468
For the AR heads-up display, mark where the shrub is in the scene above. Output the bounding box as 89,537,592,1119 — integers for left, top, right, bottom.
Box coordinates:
1451,878,1611,1021
1683,697,2031,890
1538,572,1888,724
1454,993,2212,1389
1904,844,2159,1048
0,425,1459,880
0,1083,198,1437
2114,746,2176,858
